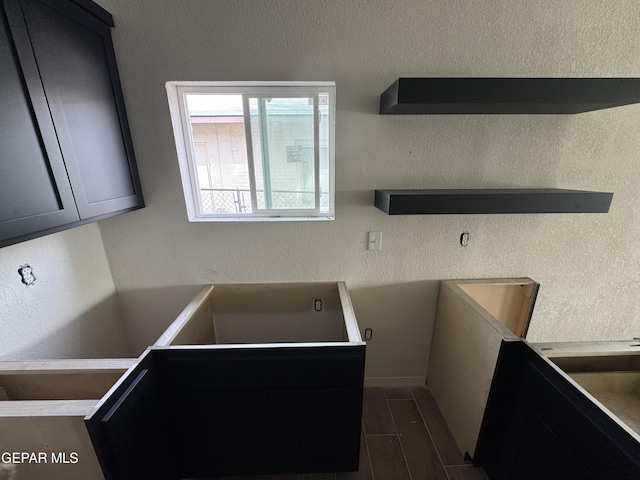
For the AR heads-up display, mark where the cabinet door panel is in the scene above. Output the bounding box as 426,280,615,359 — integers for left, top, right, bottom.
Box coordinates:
0,2,79,244
159,346,365,477
85,356,174,480
20,0,143,219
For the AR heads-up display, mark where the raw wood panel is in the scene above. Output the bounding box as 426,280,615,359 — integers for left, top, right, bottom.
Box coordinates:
0,399,97,417
570,371,640,435
0,359,131,479
0,358,135,373
154,285,215,346
209,283,342,314
0,360,132,400
338,282,362,343
458,280,538,337
0,371,123,400
212,311,344,344
532,340,640,357
0,408,105,480
427,279,538,458
549,355,640,373
156,282,361,347
591,392,640,436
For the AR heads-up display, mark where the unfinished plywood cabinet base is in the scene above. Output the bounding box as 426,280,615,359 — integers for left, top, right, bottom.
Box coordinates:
1,282,364,480
0,359,135,480
86,282,365,479
427,278,539,459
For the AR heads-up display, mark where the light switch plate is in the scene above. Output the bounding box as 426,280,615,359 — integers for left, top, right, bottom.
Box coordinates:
368,231,382,251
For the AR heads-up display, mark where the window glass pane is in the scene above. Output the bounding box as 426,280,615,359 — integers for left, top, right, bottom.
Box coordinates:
249,97,316,210
319,93,330,213
185,94,252,214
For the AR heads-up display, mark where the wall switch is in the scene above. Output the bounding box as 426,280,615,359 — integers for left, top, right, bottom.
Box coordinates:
368,231,382,251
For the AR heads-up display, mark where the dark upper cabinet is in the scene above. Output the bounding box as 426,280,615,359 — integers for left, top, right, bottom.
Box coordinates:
0,1,80,240
0,0,143,248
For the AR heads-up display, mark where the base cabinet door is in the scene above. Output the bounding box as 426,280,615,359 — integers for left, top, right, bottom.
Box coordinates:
159,346,365,478
85,356,175,480
86,346,365,480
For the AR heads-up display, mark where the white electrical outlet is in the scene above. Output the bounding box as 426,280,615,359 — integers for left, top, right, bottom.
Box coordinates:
18,264,36,287
368,231,382,251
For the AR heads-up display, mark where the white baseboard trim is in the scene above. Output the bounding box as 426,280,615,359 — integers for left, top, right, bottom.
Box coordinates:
363,376,426,388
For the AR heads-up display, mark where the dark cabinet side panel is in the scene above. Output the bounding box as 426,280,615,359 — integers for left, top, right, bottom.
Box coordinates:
0,1,79,244
20,0,143,219
476,342,640,480
500,399,596,480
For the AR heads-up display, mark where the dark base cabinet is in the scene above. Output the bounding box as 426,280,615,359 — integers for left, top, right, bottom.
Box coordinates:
86,346,366,480
475,341,640,480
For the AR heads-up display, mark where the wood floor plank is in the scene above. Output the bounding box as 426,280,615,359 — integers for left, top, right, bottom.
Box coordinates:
389,400,448,480
366,435,411,480
445,465,488,480
412,387,466,465
362,387,396,434
336,423,372,480
384,387,414,399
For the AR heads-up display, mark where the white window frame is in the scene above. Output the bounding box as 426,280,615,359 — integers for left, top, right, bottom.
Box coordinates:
166,81,336,221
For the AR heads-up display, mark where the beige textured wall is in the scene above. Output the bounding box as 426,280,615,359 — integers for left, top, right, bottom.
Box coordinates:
0,225,128,359
97,0,640,383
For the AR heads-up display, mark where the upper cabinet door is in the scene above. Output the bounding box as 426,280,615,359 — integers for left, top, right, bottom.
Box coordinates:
0,1,79,243
18,0,143,219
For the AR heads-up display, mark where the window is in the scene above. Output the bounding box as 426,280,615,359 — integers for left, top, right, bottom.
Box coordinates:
166,81,335,221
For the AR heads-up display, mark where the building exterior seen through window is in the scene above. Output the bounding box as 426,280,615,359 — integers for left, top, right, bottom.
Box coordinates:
167,82,335,221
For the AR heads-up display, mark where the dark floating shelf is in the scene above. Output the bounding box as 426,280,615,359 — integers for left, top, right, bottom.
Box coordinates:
374,189,613,215
379,78,640,114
